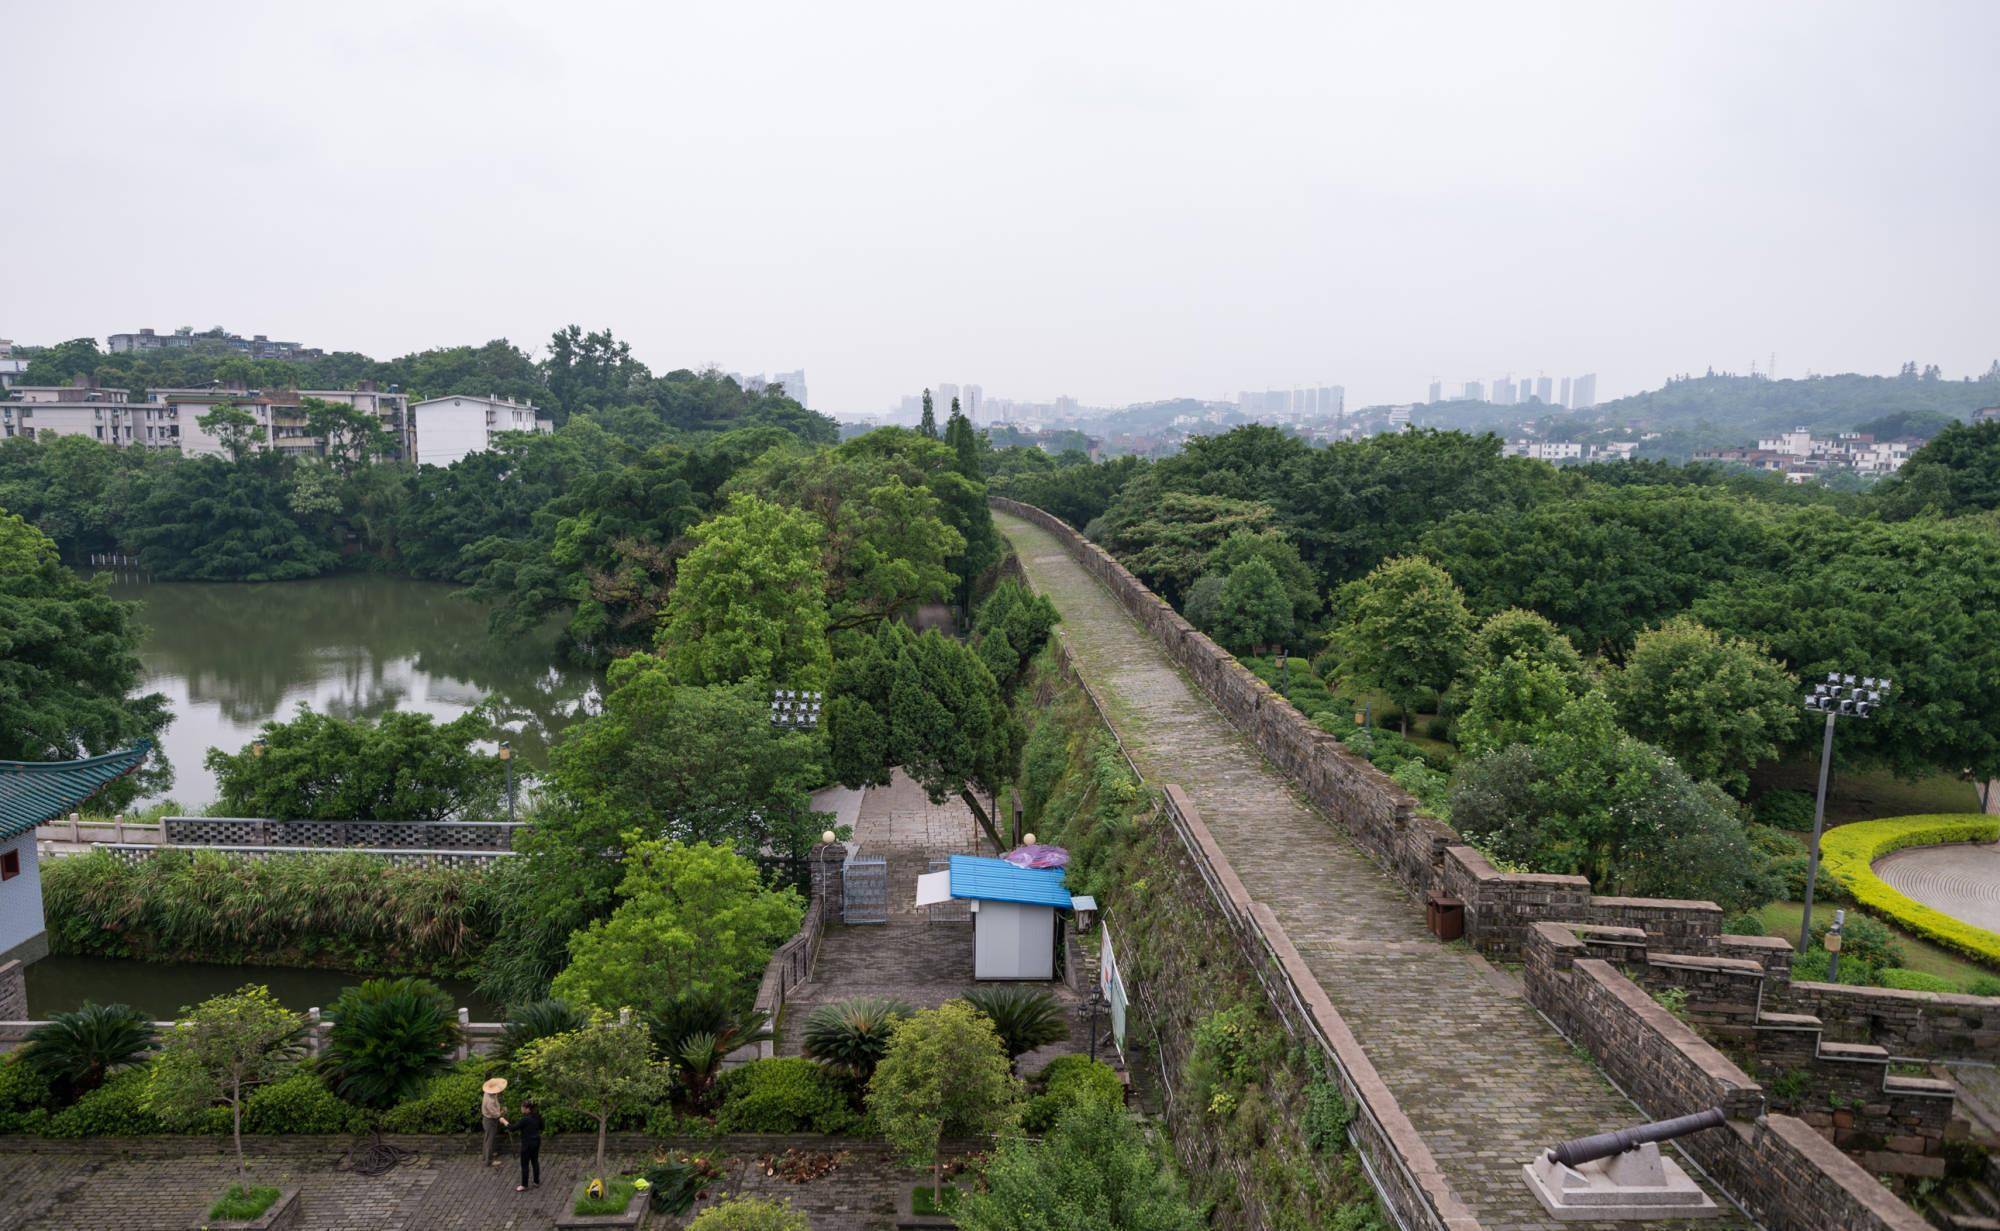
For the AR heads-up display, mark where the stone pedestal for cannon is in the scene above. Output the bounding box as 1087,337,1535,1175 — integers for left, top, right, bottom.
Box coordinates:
1522,1108,1726,1221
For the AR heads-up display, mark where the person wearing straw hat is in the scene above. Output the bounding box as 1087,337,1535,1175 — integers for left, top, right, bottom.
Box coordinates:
480,1077,511,1166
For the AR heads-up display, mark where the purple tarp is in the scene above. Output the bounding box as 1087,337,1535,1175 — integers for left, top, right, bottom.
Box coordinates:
1002,843,1069,869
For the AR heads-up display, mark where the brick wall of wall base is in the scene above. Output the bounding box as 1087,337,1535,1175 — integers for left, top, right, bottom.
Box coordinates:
1523,921,1931,1230
0,959,24,1020
1783,980,2000,1060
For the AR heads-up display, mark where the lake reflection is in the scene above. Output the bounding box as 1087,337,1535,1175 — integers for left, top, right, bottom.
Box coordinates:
102,572,598,809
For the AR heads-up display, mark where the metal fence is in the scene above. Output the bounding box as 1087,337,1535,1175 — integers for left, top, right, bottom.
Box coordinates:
98,842,514,870
842,847,888,923
162,817,525,851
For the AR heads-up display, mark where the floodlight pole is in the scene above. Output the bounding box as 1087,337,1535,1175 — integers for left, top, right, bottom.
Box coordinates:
1797,709,1839,952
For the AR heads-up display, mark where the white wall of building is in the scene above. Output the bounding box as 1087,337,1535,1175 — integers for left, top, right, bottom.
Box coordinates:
0,833,47,966
412,396,545,468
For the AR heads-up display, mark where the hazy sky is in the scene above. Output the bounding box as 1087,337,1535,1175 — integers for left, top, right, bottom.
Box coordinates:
6,1,1996,413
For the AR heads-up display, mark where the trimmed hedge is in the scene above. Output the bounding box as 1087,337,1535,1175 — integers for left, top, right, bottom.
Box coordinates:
1819,814,2000,967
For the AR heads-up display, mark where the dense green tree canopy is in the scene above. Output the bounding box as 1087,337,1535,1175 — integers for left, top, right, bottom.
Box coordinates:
206,706,504,823
1332,556,1474,732
1694,511,2000,783
551,839,803,1020
656,493,832,689
958,1100,1203,1231
546,655,828,860
0,510,170,799
1420,487,1784,655
828,621,1022,849
1450,691,1778,910
1876,420,2000,520
124,455,339,581
1606,618,1798,796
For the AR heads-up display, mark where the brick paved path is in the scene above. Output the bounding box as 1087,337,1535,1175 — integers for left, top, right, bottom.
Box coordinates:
997,512,1750,1231
778,772,1087,1077
0,1139,928,1230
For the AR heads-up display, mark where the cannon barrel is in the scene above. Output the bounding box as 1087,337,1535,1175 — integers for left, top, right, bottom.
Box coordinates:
1550,1108,1726,1169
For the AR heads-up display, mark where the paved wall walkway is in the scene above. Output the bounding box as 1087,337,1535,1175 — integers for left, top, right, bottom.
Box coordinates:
997,511,1749,1231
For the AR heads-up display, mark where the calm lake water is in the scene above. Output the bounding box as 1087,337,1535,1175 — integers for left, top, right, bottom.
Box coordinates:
101,572,598,810
22,955,494,1019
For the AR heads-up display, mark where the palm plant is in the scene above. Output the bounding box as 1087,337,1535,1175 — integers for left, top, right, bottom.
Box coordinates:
320,977,461,1107
963,988,1067,1066
647,992,770,1110
496,998,587,1063
801,997,912,1081
20,1002,153,1102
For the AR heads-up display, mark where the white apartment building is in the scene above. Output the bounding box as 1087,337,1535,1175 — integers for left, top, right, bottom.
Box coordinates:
3,378,408,458
0,382,137,444
411,394,551,468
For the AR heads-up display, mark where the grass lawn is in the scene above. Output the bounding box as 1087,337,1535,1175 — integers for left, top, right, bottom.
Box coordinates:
574,1177,639,1217
912,1185,965,1216
1756,900,1998,988
208,1185,281,1221
1750,762,1980,826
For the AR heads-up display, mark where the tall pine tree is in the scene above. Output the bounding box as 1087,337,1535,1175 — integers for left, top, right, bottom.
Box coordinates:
919,389,938,439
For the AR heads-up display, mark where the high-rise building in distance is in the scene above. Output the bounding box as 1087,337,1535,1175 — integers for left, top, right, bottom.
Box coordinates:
771,369,807,408
1559,376,1572,408
1572,373,1598,409
1427,380,1442,404
1493,376,1517,406
1535,376,1553,404
1462,381,1484,402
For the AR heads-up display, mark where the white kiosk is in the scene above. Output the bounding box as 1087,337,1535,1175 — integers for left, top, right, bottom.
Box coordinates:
915,854,1072,981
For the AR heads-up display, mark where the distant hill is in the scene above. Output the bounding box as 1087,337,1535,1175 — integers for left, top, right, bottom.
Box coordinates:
1413,372,2000,455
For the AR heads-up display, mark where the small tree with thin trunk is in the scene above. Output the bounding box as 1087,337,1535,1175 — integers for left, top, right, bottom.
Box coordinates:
518,1010,672,1182
142,985,306,1176
867,1001,1020,1204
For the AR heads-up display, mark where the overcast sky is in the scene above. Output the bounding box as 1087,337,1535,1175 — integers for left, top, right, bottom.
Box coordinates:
5,1,1995,413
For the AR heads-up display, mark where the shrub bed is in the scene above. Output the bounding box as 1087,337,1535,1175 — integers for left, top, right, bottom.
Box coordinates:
1819,814,2000,967
712,1058,859,1134
41,848,497,978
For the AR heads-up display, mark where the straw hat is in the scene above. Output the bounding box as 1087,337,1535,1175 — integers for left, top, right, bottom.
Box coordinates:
482,1077,509,1095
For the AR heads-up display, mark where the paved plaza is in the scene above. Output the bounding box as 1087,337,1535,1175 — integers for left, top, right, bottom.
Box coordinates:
779,773,1087,1076
1876,843,2000,933
996,511,1751,1231
0,1137,930,1231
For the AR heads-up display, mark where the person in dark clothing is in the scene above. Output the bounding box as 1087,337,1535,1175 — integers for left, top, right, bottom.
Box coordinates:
515,1101,544,1191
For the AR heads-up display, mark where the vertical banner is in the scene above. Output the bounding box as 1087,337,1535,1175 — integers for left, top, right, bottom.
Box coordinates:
1100,925,1127,1058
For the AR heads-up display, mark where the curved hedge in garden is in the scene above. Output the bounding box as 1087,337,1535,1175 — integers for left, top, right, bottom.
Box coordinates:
1820,814,2000,966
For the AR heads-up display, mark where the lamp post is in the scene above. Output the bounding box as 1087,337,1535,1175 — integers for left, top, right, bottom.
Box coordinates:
1798,674,1890,952
499,740,515,824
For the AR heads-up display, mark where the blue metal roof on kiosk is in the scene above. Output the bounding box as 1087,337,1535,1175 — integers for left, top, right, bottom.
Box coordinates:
948,854,1072,908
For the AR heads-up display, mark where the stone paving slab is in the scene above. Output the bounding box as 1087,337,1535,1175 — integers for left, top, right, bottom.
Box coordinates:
0,1141,929,1231
996,511,1752,1231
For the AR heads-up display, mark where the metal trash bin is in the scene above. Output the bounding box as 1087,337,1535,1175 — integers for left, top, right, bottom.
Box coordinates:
1426,893,1465,942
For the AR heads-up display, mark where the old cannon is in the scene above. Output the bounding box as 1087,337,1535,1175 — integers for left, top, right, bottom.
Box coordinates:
1524,1108,1727,1221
